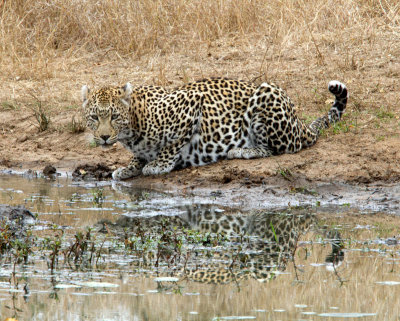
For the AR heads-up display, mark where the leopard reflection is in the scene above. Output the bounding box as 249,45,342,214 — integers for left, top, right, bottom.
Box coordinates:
97,205,343,284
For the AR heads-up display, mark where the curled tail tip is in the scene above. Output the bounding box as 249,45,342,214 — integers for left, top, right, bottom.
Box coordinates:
328,80,347,123
328,80,348,98
328,80,345,88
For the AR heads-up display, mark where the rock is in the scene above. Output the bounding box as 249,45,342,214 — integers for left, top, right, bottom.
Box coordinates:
43,164,57,176
0,205,35,222
17,134,28,143
385,237,398,245
0,205,35,237
72,163,113,181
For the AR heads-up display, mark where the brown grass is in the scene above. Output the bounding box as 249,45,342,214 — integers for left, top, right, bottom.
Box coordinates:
1,0,399,81
0,0,399,176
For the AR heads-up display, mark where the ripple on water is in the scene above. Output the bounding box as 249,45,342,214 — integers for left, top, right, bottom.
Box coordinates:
212,317,256,320
376,281,400,285
318,313,377,318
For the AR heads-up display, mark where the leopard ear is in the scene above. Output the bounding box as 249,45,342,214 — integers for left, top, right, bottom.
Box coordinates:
81,85,90,107
121,82,133,106
123,82,133,98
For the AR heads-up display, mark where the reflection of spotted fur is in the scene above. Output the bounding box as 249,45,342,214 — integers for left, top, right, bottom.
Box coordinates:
98,206,318,284
82,78,348,180
181,206,316,283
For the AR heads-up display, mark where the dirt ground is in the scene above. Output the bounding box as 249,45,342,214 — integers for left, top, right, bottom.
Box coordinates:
0,30,399,191
0,99,399,191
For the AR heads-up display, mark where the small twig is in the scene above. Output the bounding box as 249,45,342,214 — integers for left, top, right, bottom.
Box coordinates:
96,237,106,267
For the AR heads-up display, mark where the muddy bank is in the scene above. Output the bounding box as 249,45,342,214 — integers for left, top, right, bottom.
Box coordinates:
1,106,400,215
112,175,400,214
3,164,400,214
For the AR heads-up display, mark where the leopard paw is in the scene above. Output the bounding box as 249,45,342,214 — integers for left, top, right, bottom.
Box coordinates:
112,167,141,180
227,148,243,159
142,161,172,176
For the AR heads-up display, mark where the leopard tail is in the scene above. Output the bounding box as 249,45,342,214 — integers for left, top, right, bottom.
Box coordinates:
302,81,348,147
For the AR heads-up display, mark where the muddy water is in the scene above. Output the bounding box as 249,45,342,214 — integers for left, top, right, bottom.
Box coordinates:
1,173,400,321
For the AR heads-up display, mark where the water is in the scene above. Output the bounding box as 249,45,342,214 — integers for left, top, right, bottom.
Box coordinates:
1,173,400,321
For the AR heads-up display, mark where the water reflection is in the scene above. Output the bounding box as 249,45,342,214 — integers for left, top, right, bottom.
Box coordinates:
98,206,344,285
0,174,400,321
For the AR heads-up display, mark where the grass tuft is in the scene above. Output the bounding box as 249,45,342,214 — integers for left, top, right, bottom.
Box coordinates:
376,107,395,120
68,115,86,134
1,101,19,110
28,100,51,133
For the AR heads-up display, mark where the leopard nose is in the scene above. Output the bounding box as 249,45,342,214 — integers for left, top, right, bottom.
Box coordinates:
100,135,110,142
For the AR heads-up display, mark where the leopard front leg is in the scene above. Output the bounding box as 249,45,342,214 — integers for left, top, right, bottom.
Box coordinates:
227,147,273,159
142,140,186,176
112,156,146,180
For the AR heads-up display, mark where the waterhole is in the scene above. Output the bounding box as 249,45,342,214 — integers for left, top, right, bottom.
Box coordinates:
1,173,400,321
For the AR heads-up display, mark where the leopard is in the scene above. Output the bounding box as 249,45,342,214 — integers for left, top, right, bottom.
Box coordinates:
81,78,348,180
97,205,344,284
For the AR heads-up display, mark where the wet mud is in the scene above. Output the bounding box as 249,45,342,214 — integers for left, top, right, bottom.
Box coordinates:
4,162,400,214
112,170,400,215
71,163,113,181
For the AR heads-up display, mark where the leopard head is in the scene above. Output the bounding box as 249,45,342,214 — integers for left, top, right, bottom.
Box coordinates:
81,83,133,146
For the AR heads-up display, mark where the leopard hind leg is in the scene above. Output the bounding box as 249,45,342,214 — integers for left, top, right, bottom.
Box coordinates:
228,82,300,159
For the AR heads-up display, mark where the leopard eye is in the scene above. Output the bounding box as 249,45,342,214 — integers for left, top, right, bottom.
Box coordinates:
111,114,119,120
91,115,98,121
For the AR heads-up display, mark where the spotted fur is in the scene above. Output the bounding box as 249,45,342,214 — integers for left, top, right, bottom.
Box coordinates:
82,78,348,180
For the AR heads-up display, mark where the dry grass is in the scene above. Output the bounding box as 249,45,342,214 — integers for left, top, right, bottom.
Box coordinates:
1,0,399,80
0,0,399,143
